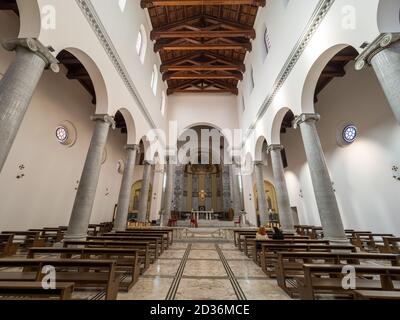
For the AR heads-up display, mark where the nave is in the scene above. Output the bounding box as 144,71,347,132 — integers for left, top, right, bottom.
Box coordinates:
0,223,399,300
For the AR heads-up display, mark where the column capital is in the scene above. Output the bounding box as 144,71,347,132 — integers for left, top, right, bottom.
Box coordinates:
355,33,400,70
126,144,140,153
267,144,283,153
293,113,320,129
90,114,116,129
2,38,59,73
254,160,264,166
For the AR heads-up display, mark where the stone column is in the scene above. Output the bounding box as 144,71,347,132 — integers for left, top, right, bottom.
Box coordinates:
267,145,295,233
355,33,400,123
65,115,115,241
294,114,346,242
162,159,175,226
113,144,140,231
231,163,242,219
0,38,59,172
254,161,269,226
137,161,152,222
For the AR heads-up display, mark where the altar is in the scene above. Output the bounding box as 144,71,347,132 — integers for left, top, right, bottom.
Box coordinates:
191,210,219,221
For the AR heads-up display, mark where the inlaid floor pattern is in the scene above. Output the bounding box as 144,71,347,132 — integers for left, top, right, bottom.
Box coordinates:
118,234,291,300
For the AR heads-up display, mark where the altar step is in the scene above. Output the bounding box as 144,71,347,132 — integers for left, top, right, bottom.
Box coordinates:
176,220,235,228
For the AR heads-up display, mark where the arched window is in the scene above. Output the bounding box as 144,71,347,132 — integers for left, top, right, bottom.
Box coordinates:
150,64,158,96
160,91,167,115
118,0,127,12
136,25,147,64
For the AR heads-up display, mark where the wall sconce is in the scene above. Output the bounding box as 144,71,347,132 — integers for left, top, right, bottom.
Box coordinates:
299,189,303,198
392,166,400,181
16,164,26,180
105,188,110,196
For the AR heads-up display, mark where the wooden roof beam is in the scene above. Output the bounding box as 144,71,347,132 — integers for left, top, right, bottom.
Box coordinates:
164,72,243,81
141,0,266,8
167,88,239,95
151,30,256,41
155,42,252,52
161,64,245,73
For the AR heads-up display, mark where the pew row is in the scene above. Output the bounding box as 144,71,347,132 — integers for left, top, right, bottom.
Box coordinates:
275,251,400,297
295,264,400,300
0,259,120,300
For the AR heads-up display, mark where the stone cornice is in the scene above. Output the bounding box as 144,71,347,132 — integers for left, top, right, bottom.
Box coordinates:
243,0,335,145
75,0,156,131
355,33,400,70
2,38,59,73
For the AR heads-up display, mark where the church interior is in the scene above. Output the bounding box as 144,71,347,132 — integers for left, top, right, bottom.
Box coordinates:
0,0,399,302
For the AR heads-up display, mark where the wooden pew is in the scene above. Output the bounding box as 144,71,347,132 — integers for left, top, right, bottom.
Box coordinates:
0,259,120,300
232,229,258,248
27,247,140,291
88,235,162,258
380,237,400,254
1,231,45,249
353,290,400,300
276,252,400,297
106,232,168,251
296,264,400,300
0,234,18,257
351,233,395,252
295,225,323,239
99,222,114,235
64,240,151,270
115,229,174,249
117,228,174,246
260,243,356,277
244,235,311,260
29,228,64,245
0,282,74,300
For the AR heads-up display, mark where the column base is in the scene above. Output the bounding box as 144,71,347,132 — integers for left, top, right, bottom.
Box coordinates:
326,237,351,246
112,227,126,232
63,233,88,242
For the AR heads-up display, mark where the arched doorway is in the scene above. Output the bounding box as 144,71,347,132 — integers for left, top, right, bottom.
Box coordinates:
128,180,153,222
253,181,279,222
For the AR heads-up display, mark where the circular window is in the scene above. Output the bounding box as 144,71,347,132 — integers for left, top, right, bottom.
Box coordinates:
55,126,69,143
342,125,357,144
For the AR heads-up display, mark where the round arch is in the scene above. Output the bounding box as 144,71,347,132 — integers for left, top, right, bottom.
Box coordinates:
61,47,109,115
178,122,231,147
254,135,267,162
114,108,136,145
270,106,294,145
301,44,356,114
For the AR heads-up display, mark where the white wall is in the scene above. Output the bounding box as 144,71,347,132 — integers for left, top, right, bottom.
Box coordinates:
0,11,126,230
282,62,400,234
168,93,239,137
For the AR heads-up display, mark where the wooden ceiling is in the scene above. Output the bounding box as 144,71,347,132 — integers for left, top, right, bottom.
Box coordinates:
142,0,266,95
314,46,359,102
0,0,18,14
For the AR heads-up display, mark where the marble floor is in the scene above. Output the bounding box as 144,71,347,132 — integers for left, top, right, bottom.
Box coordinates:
118,232,291,301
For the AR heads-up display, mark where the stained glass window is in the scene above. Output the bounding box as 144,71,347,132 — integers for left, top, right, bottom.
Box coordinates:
342,125,357,143
55,126,68,143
